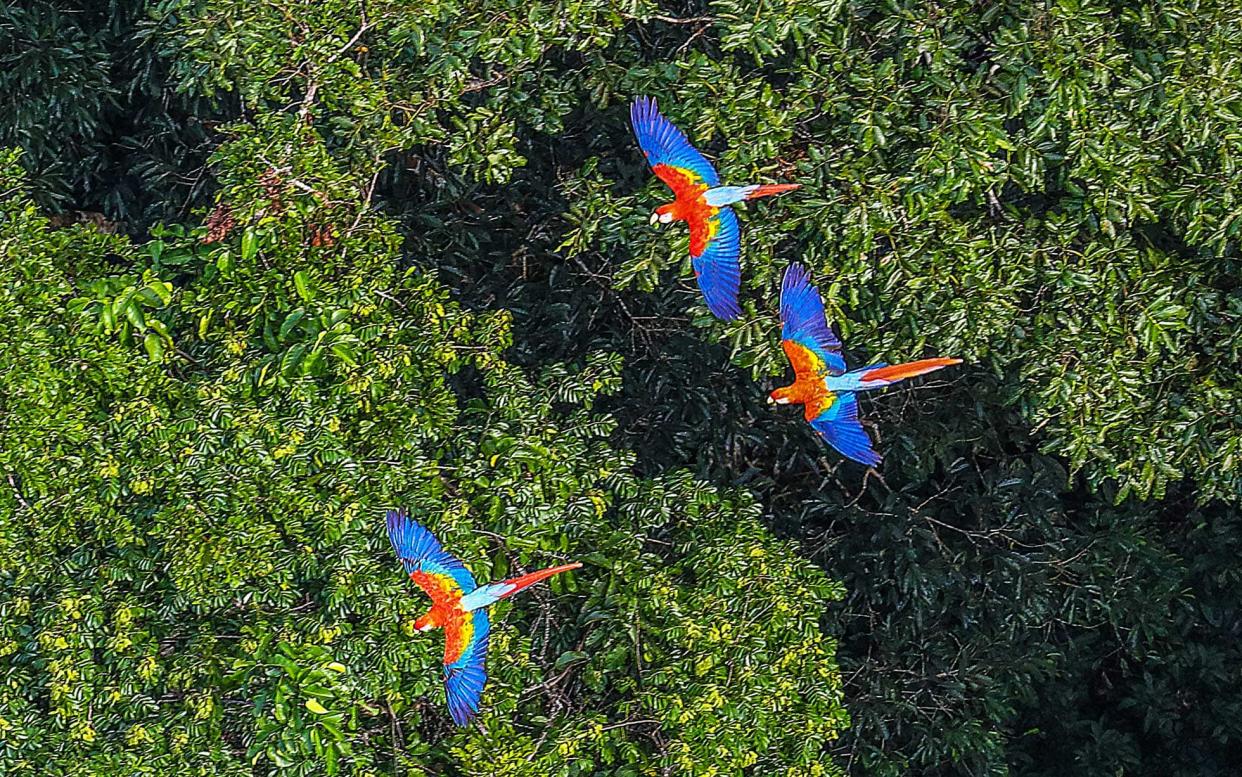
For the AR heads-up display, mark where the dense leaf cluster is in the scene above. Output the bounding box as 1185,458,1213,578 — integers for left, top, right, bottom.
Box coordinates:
0,144,845,775
0,1,228,222
2,0,1240,775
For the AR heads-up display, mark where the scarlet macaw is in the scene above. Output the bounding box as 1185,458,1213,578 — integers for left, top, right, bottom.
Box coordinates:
630,96,799,319
386,510,581,725
769,264,961,466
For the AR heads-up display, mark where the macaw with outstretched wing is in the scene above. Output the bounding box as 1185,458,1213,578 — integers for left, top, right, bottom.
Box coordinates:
631,96,799,319
769,264,961,466
386,510,581,725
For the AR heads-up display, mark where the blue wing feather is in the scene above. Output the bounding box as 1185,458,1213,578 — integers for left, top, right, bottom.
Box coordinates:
809,393,881,467
444,609,490,725
693,207,742,319
780,264,846,375
385,510,477,594
630,96,721,186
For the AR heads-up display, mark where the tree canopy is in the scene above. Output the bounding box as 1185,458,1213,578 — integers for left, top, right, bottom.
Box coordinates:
1,0,1239,775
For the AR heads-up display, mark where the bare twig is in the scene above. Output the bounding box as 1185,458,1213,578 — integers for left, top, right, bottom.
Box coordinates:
7,473,31,510
325,22,375,65
462,72,509,94
386,698,403,770
600,718,660,732
256,155,324,199
345,164,384,237
374,290,407,310
297,80,320,123
624,13,714,25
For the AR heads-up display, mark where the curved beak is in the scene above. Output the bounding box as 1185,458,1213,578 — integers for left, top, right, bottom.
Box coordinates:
649,212,659,225
766,395,775,405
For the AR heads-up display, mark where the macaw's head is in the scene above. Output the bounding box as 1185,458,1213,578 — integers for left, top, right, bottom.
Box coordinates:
768,386,795,406
649,203,676,225
413,610,440,633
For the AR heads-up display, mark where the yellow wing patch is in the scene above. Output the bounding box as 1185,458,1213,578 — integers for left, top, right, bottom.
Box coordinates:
410,570,463,607
783,340,829,382
804,391,838,423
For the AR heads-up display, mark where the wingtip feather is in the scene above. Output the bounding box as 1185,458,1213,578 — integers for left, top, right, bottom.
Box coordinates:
385,509,407,544
630,95,659,127
705,296,743,320
810,394,882,466
782,262,809,292
779,263,825,329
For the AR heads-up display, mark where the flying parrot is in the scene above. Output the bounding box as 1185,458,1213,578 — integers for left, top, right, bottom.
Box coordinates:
630,96,800,320
769,264,961,466
386,510,581,725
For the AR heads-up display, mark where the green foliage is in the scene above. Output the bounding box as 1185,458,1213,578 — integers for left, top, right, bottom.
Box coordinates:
785,390,1242,777
556,0,1242,503
247,644,357,773
3,0,1241,775
0,1,227,222
0,139,846,774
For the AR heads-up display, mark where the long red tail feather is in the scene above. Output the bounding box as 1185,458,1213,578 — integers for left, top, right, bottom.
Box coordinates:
862,357,962,384
744,183,800,200
498,562,582,600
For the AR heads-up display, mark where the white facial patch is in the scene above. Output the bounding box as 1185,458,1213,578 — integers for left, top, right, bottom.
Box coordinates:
659,212,673,224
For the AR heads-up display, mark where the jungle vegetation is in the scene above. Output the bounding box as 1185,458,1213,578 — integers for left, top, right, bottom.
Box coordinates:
1,1,1239,775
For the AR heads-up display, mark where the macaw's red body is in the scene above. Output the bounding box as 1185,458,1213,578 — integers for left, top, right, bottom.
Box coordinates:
770,351,961,426
387,510,581,725
631,96,800,320
769,264,962,467
651,177,799,257
410,563,581,666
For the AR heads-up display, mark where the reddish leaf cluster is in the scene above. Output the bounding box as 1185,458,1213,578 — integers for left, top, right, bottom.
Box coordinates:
202,203,236,244
308,222,337,248
260,168,285,213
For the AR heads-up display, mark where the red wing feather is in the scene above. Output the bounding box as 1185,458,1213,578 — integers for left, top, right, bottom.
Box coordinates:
410,569,463,609
443,610,490,725
652,163,708,202
688,210,719,256
783,340,828,383
441,608,476,666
